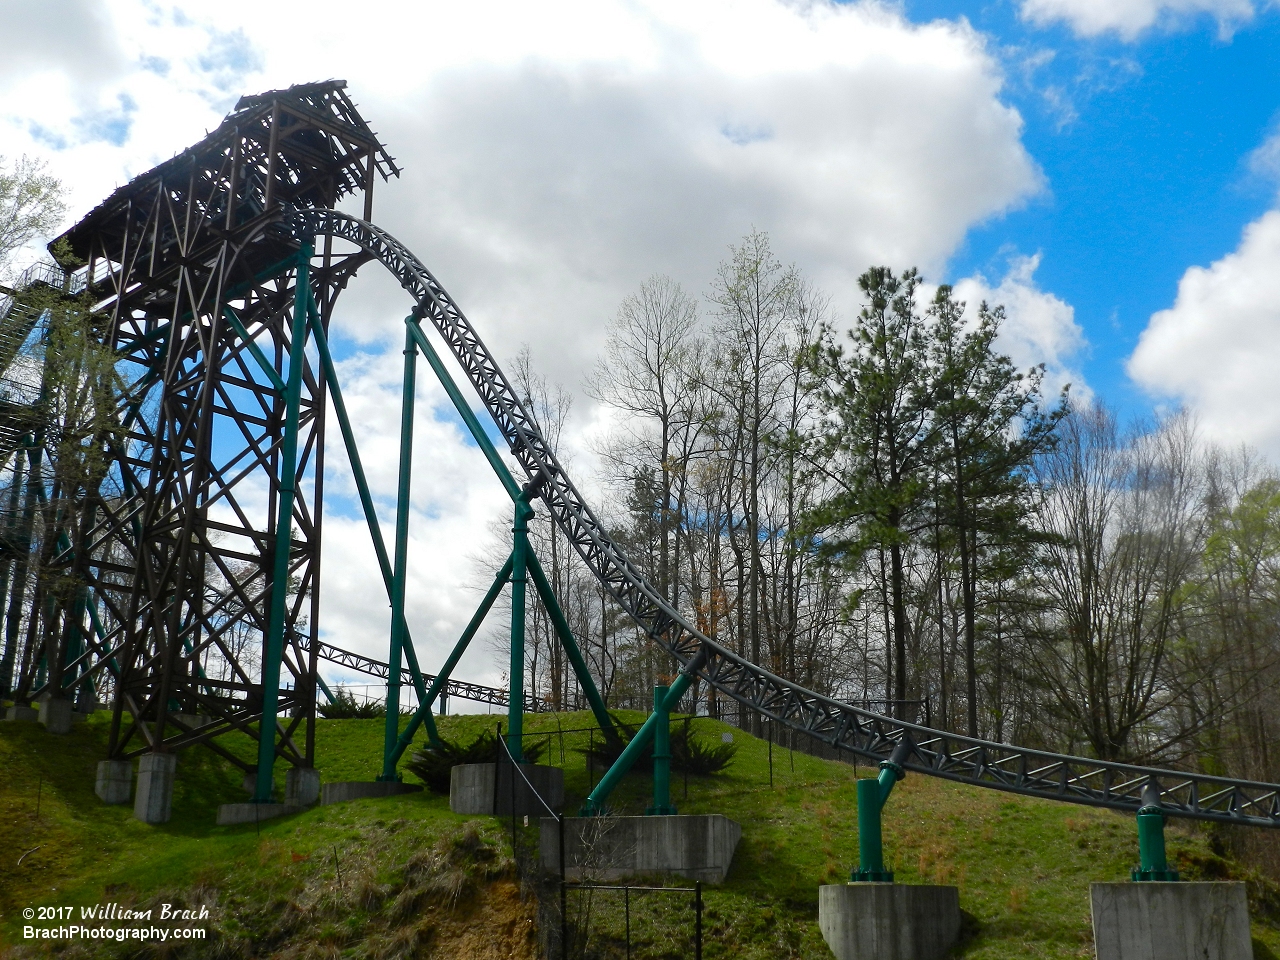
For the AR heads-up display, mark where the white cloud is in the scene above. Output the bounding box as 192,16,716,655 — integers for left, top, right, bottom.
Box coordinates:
0,0,1043,694
952,253,1088,402
1019,0,1256,39
1128,210,1280,455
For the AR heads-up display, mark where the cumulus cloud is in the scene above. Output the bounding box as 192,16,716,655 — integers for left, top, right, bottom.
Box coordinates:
1128,210,1280,455
952,253,1088,401
1019,0,1256,39
0,0,1043,692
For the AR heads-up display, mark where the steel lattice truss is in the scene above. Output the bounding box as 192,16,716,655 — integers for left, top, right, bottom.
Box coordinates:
302,637,544,713
31,82,397,768
288,208,1280,829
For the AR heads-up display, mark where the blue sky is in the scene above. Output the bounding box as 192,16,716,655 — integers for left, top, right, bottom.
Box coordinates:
916,0,1280,414
6,0,1280,684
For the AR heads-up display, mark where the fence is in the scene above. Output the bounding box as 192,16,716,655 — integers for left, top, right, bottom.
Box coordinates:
491,726,705,959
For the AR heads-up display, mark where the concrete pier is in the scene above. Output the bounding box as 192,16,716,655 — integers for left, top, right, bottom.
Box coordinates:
320,781,423,805
216,802,302,826
818,884,961,960
38,697,73,734
450,762,565,815
5,704,38,722
541,814,741,884
134,752,176,824
1090,882,1252,960
95,760,133,804
286,767,321,806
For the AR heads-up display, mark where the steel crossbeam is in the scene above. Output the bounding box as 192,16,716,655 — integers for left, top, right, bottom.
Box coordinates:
287,207,1280,829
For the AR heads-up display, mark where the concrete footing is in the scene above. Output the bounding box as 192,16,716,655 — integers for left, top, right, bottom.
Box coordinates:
1090,882,1252,960
541,814,741,884
216,802,302,826
286,767,321,806
818,884,961,960
95,760,133,804
450,762,565,815
5,705,38,722
134,753,176,824
38,697,73,734
320,781,423,805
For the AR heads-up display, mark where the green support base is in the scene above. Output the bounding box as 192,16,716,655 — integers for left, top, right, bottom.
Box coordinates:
849,868,895,883
646,803,679,816
1130,867,1180,882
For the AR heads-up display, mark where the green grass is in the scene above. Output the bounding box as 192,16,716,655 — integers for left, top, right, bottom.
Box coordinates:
3,709,1280,958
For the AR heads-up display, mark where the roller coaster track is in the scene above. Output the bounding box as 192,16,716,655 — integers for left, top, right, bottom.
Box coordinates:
275,208,1280,827
302,637,543,713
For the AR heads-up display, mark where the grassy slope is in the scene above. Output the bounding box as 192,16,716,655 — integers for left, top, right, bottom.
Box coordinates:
2,709,1279,958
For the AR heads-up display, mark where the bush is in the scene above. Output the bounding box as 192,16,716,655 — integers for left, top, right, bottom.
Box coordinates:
406,730,546,794
580,714,736,775
317,688,385,719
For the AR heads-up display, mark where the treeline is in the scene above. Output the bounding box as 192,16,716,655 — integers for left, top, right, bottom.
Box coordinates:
510,230,1280,788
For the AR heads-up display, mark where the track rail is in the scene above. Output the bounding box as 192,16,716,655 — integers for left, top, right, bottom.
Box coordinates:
304,637,543,713
288,209,1280,828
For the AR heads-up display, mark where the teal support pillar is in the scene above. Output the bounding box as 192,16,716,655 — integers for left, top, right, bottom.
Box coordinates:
380,324,418,781
255,241,313,803
389,555,514,763
646,685,677,815
508,495,534,763
851,740,912,882
1132,783,1179,881
581,648,708,816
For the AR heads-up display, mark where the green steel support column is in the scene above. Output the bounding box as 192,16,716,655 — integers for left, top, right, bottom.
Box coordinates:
508,495,533,763
646,685,677,815
254,242,313,803
1132,784,1179,881
307,307,428,706
380,324,418,781
316,674,336,704
527,551,619,745
851,741,911,882
581,648,708,815
404,320,520,501
389,556,515,763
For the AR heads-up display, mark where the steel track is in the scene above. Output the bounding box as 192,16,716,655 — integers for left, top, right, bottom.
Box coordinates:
288,209,1280,828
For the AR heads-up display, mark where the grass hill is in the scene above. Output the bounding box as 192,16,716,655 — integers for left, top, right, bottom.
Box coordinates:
3,708,1280,958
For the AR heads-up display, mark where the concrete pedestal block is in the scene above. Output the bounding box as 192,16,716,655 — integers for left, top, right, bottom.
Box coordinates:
1090,882,1252,960
38,697,73,734
818,884,961,960
5,705,38,722
216,802,302,826
286,767,321,806
541,814,741,884
320,781,423,805
450,762,565,815
95,760,133,804
134,753,177,824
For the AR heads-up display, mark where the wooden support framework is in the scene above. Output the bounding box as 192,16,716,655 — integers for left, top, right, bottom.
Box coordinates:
13,82,397,772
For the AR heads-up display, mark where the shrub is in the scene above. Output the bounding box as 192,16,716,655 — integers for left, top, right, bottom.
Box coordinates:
317,688,385,719
406,730,546,794
580,714,736,775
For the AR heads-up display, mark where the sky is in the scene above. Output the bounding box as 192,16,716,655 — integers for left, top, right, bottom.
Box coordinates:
2,0,1279,697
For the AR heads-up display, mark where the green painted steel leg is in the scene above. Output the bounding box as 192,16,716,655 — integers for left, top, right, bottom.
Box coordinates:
527,551,618,746
581,648,707,815
508,496,533,763
316,674,335,705
851,750,908,882
308,308,428,708
646,685,677,815
380,326,418,782
389,555,514,764
1132,807,1179,880
255,242,313,803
